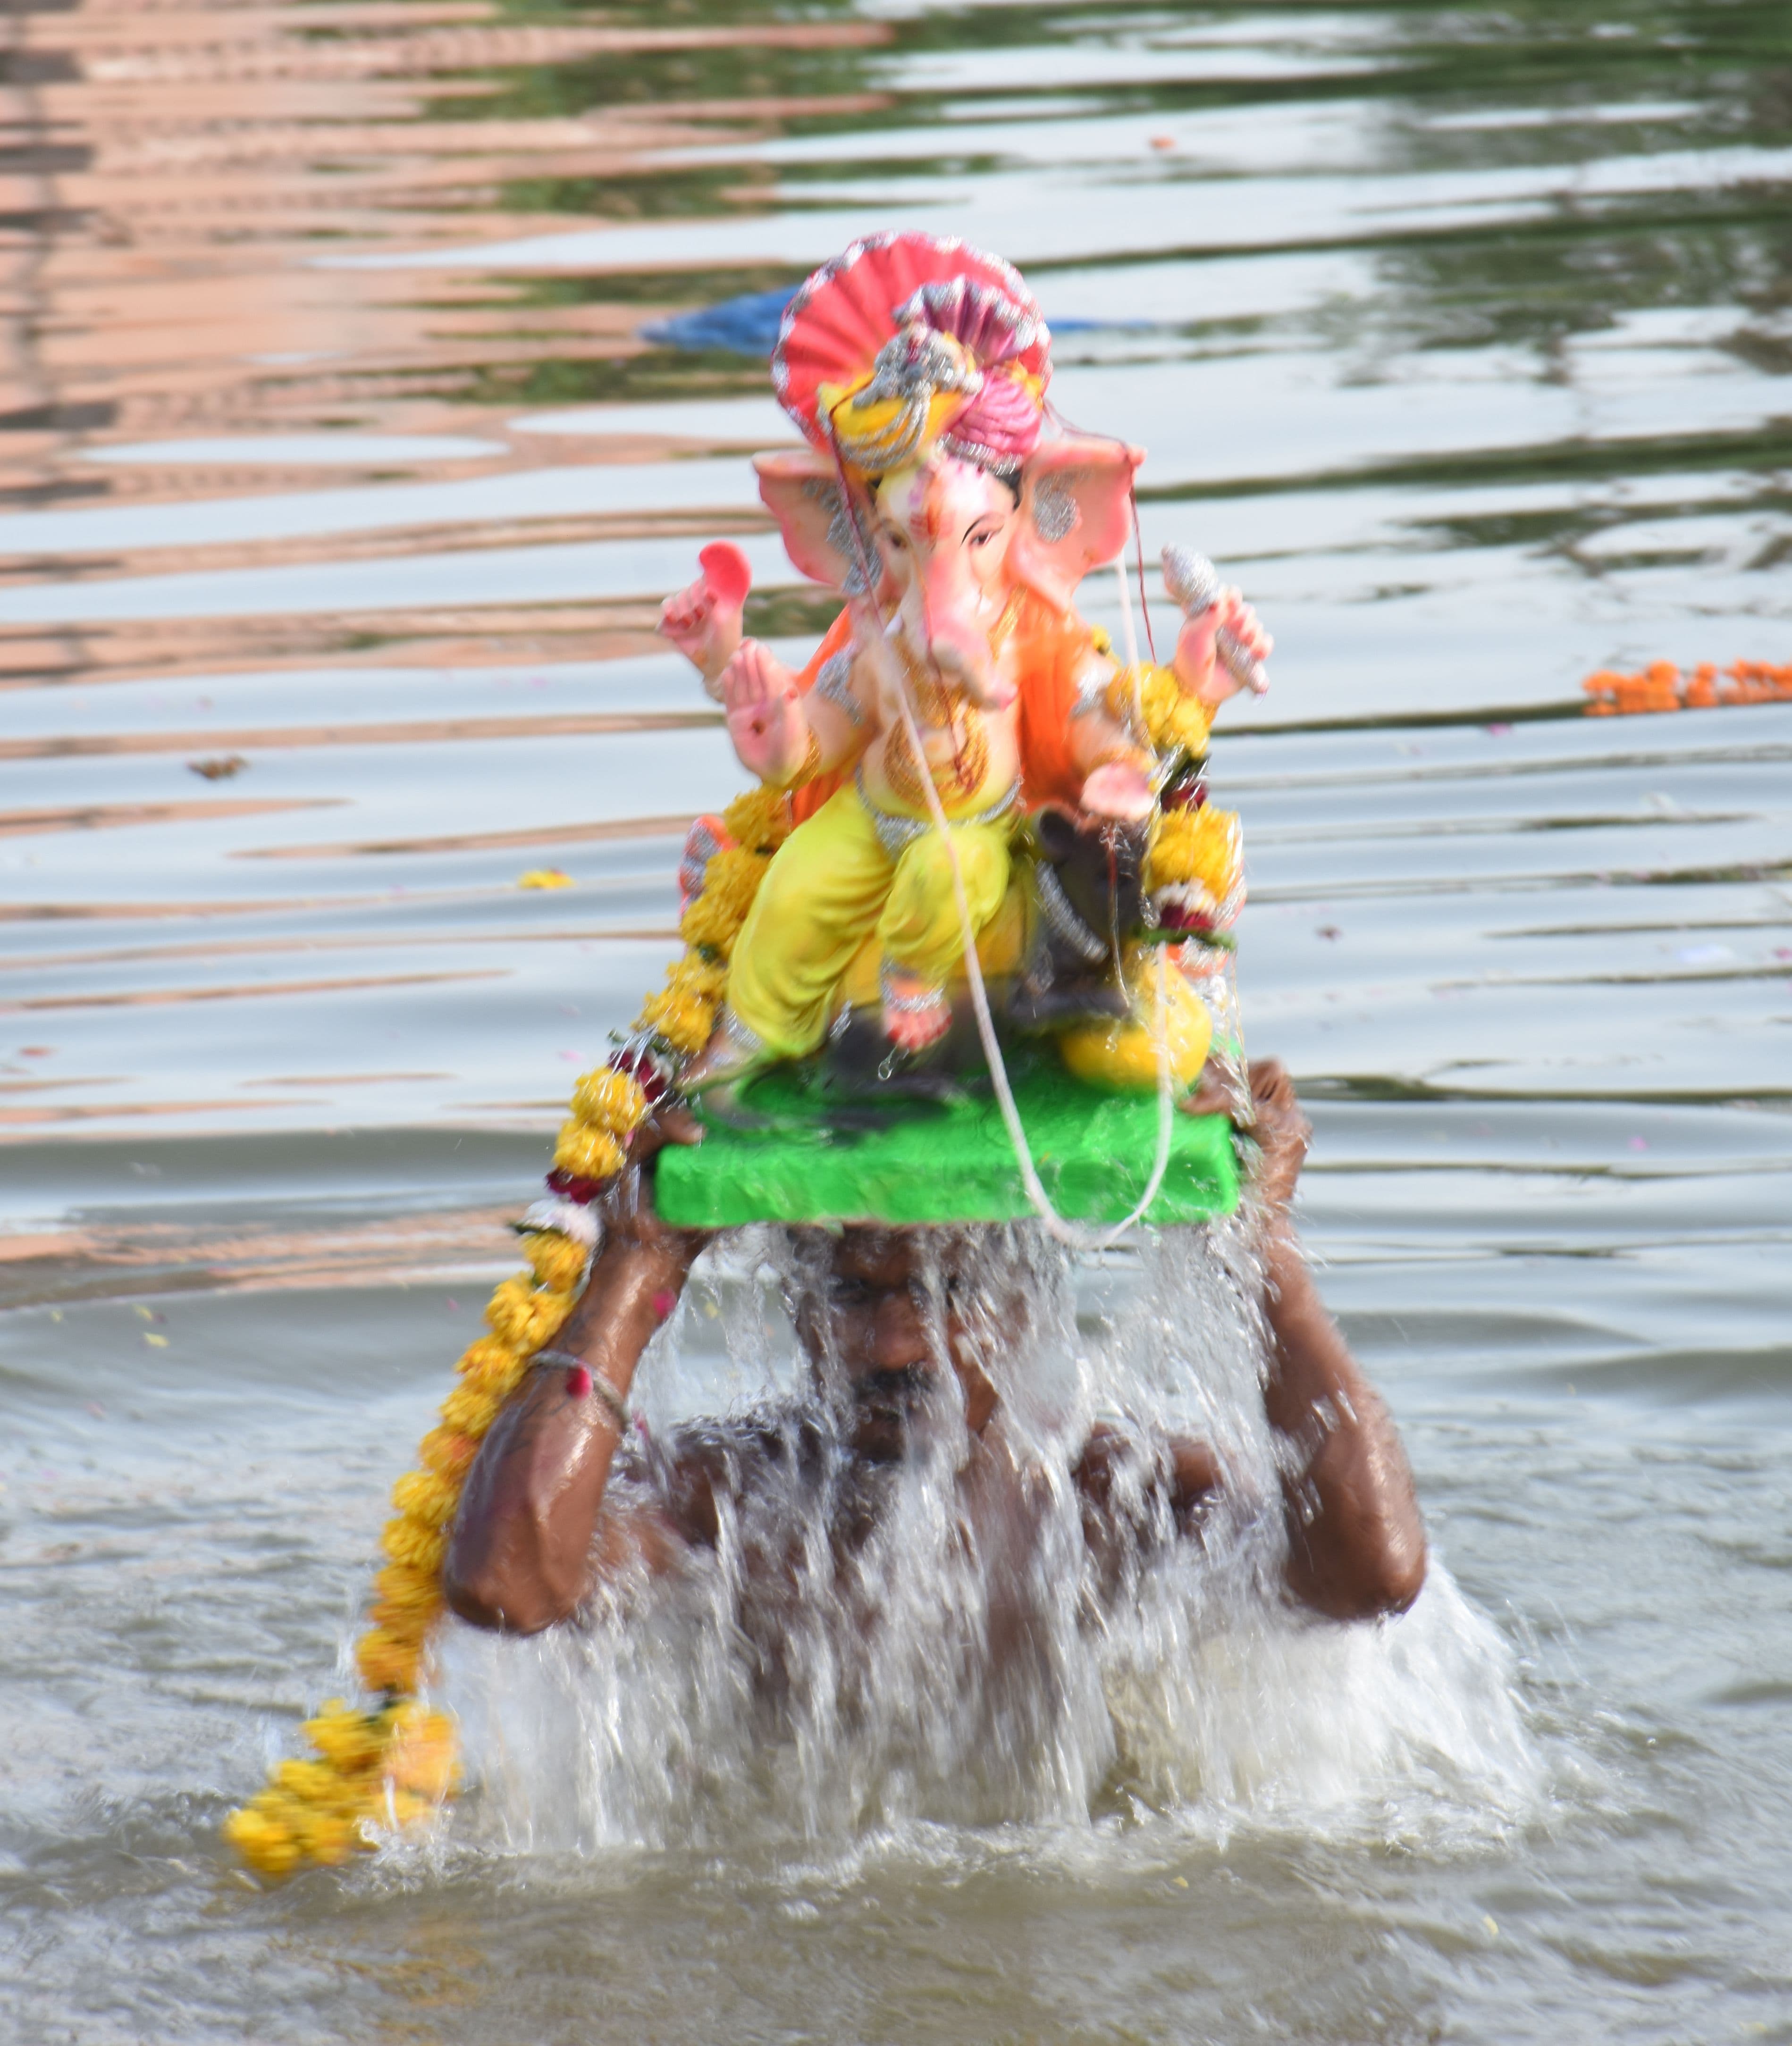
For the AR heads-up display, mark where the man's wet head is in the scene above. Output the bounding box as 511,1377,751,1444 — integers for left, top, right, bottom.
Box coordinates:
788,1225,1024,1454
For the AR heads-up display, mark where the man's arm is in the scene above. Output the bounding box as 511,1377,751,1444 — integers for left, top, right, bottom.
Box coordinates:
1070,1424,1221,1598
1244,1062,1427,1619
1077,1065,1425,1619
444,1138,707,1635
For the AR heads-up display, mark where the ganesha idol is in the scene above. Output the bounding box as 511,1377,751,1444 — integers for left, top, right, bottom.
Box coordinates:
657,232,1270,1103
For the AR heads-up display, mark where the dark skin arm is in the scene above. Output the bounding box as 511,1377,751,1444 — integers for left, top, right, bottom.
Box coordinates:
449,1068,1424,1635
1072,1060,1426,1621
1070,1425,1220,1599
443,1125,709,1635
1231,1059,1427,1619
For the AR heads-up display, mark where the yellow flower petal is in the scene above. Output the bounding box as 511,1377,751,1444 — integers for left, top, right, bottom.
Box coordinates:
380,1516,449,1575
483,1272,572,1351
302,1702,386,1774
552,1123,626,1182
638,987,715,1055
570,1067,647,1134
522,1228,588,1294
356,1627,423,1695
722,785,792,853
385,1704,462,1803
663,952,727,1001
371,1562,442,1615
222,1804,301,1879
391,1468,459,1531
439,1379,505,1438
418,1427,479,1483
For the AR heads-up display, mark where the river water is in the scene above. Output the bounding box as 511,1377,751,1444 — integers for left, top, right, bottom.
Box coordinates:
2,2,1789,2040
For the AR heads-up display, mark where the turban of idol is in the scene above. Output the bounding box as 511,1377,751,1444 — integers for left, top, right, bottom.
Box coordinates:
771,233,1052,478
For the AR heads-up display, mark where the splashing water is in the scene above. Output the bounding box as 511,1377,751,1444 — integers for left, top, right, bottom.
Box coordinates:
437,1224,1541,1864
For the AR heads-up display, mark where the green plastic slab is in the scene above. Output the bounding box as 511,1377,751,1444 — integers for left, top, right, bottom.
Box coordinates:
655,1059,1239,1229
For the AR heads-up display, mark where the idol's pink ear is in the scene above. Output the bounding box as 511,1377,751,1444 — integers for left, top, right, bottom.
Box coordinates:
753,450,876,594
1010,437,1144,612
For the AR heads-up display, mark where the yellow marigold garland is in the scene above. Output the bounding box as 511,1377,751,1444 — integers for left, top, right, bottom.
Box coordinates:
1111,661,1215,763
722,784,793,855
552,1123,629,1183
1146,803,1243,905
223,784,793,1882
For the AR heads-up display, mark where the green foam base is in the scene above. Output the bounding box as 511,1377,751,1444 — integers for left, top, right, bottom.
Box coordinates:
655,1059,1239,1229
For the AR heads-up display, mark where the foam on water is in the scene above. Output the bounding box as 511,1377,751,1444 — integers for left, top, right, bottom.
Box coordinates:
434,1225,1540,1868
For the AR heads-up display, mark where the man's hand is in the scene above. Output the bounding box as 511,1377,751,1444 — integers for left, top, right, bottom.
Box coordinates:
1181,1056,1308,1223
720,639,809,786
1239,1058,1309,1223
1172,588,1272,709
624,1100,705,1167
445,1117,710,1635
613,1105,712,1259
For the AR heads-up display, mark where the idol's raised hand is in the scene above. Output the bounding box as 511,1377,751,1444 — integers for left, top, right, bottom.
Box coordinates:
1173,587,1272,708
719,638,810,788
658,541,752,696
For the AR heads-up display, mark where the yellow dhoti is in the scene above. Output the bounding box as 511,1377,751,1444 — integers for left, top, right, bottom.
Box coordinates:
725,779,1014,1059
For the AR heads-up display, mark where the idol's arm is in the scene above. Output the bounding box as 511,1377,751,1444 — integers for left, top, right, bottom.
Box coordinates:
719,639,870,788
1245,1062,1427,1618
1064,647,1156,821
444,1154,706,1634
659,559,745,694
1170,585,1272,709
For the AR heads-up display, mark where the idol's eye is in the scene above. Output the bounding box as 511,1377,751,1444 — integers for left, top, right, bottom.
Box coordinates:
968,524,997,548
880,527,909,553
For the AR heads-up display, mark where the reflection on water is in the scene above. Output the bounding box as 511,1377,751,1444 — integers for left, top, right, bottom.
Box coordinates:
1,1,1790,2041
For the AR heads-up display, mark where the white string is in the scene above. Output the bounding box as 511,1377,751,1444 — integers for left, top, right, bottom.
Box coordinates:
872,613,1176,1254
1113,553,1140,671
1114,544,1148,741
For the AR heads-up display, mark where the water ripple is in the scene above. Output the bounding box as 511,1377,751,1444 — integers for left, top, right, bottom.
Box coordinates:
2,3,1790,2040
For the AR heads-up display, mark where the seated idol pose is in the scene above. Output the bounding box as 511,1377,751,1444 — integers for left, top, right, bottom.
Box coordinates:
657,235,1269,1080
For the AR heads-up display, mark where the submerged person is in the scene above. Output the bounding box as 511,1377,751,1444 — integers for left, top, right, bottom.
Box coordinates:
445,1065,1426,1686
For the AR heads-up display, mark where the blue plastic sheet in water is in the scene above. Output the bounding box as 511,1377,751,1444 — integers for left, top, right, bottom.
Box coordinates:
640,289,1133,357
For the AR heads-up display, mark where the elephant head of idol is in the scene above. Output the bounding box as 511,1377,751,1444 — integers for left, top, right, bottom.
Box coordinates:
753,234,1143,711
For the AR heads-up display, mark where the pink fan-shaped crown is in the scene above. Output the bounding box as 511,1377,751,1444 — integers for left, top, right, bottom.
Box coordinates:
772,233,1051,466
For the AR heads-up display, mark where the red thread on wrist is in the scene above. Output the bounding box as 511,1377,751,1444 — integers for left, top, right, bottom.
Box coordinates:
565,1364,592,1399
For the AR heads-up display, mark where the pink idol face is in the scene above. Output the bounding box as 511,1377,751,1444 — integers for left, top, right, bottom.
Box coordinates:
752,436,1143,625
871,457,1019,705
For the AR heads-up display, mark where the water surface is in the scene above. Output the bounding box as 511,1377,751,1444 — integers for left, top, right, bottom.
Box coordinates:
2,2,1790,2040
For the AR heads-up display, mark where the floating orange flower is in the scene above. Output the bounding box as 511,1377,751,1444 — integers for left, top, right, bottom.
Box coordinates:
1583,658,1792,716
